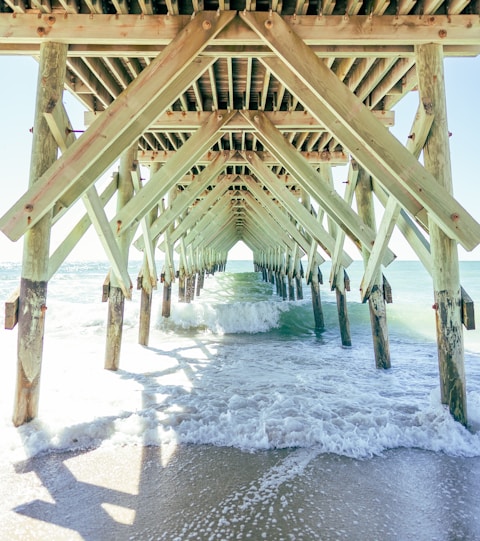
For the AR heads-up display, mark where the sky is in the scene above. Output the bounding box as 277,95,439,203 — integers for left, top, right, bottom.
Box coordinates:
0,54,479,263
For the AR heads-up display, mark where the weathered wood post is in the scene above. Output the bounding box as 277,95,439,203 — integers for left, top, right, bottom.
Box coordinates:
415,44,467,425
138,207,158,346
13,42,68,426
335,270,352,347
355,167,391,369
105,143,136,370
320,164,351,346
138,162,161,344
310,258,325,331
162,189,176,318
294,255,303,300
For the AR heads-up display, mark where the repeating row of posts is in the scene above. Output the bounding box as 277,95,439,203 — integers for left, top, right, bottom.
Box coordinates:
3,38,474,432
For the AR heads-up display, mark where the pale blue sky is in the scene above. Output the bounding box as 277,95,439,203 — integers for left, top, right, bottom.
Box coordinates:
0,54,479,262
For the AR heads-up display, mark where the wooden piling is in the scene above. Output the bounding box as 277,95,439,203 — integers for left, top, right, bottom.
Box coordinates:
294,249,303,300
138,164,160,346
416,43,467,425
162,280,172,318
196,271,203,297
355,167,391,369
310,264,325,331
335,269,352,347
105,143,136,370
178,269,186,302
13,42,68,427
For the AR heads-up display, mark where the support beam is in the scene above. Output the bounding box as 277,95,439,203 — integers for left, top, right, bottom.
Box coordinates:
240,110,395,266
0,11,235,242
0,14,479,50
105,143,136,370
359,100,435,301
244,151,352,268
138,163,161,346
138,149,348,166
242,12,480,251
84,109,395,131
355,167,391,369
115,111,236,235
139,150,233,248
416,43,467,426
13,42,68,427
131,165,157,288
82,186,132,298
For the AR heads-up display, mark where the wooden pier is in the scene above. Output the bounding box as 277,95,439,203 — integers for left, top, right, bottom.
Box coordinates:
0,0,479,427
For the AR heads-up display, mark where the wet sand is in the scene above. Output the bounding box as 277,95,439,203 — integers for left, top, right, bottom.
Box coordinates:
1,445,479,541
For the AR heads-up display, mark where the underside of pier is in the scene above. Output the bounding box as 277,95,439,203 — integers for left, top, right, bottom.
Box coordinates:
0,0,479,426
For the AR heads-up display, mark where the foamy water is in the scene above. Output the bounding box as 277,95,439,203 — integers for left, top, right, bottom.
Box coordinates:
1,260,479,463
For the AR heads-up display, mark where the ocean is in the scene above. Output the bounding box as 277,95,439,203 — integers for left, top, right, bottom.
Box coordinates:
1,259,479,461
2,259,480,540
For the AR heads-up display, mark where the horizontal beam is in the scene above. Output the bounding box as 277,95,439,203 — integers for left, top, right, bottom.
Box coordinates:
3,43,479,58
0,14,479,48
138,149,349,165
85,109,395,130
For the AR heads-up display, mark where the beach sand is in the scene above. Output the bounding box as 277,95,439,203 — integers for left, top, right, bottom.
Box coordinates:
1,445,479,541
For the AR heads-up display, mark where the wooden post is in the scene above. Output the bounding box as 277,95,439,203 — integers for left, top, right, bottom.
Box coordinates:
138,163,161,345
162,188,176,319
295,256,303,300
185,275,194,303
178,268,186,302
416,44,467,425
355,167,391,369
13,42,68,426
162,280,172,318
336,289,351,346
310,261,325,331
105,143,136,370
196,271,204,296
138,209,158,346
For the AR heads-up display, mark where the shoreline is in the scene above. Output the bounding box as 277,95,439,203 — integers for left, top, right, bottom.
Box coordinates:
1,444,480,540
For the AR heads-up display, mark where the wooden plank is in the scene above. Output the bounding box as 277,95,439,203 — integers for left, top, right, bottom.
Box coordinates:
240,110,396,266
130,166,157,289
5,289,19,330
138,149,348,165
43,102,76,153
0,11,236,242
461,287,475,331
85,109,395,130
243,13,480,251
359,195,400,302
102,272,111,302
82,186,132,299
0,14,479,48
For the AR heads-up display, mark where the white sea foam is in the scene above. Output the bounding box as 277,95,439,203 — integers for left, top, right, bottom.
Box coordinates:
1,261,480,463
